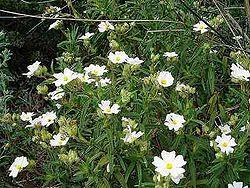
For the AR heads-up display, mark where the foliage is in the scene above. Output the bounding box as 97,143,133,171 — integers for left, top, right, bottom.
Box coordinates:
0,0,249,187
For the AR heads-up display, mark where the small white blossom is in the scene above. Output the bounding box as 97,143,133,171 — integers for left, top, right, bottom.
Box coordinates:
26,116,42,128
9,156,29,178
228,181,248,188
53,68,78,87
122,130,144,143
96,78,111,87
171,173,184,184
40,111,57,127
193,21,209,34
218,124,231,135
50,133,69,147
240,126,246,132
23,61,41,78
126,57,144,65
48,87,65,100
210,49,218,54
157,71,174,87
56,103,62,109
79,32,94,40
98,100,120,114
210,141,214,147
215,134,237,155
76,73,94,83
163,52,178,59
84,64,108,77
108,51,128,64
48,20,62,30
231,63,250,82
20,112,35,122
98,21,114,32
164,113,186,131
232,36,243,40
106,163,110,173
175,83,186,92
152,150,186,184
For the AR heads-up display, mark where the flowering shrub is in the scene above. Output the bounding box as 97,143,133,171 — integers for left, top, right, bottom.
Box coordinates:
0,0,249,187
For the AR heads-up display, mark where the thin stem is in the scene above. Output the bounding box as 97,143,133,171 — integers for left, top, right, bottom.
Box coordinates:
0,9,182,24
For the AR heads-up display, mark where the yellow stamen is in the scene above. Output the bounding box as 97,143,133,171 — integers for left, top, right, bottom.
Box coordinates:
161,79,167,85
63,76,69,81
165,163,173,170
222,142,229,148
15,165,23,171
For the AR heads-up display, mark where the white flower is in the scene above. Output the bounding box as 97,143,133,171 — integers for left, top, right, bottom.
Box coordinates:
23,61,41,78
98,100,120,114
26,116,42,128
228,181,248,188
152,150,186,184
84,64,108,77
171,173,184,184
122,117,129,122
106,163,110,173
122,130,144,143
175,83,186,92
218,124,231,134
56,103,62,109
157,71,174,87
164,113,186,131
9,156,29,178
163,52,178,59
210,49,218,54
126,57,144,65
48,20,62,30
48,87,65,100
96,78,111,87
231,63,250,81
79,32,94,40
50,133,69,147
53,68,78,87
98,21,114,32
193,21,209,34
76,73,94,83
210,141,214,147
40,111,57,127
215,134,237,155
240,126,246,132
20,112,34,122
108,51,128,64
233,36,243,40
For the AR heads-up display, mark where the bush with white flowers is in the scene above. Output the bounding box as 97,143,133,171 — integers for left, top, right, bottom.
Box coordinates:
1,1,249,187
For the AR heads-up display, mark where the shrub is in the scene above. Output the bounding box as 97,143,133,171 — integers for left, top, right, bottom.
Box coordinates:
0,0,249,187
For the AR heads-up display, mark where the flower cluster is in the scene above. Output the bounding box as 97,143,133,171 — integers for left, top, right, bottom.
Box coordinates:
121,117,144,143
230,63,250,82
108,51,144,65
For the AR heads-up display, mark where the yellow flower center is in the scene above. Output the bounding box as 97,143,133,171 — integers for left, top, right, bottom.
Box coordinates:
92,70,99,75
105,108,111,113
172,119,179,125
115,56,121,62
199,25,205,29
165,163,173,170
16,165,23,171
58,140,63,145
222,141,229,148
63,76,69,81
161,79,167,85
